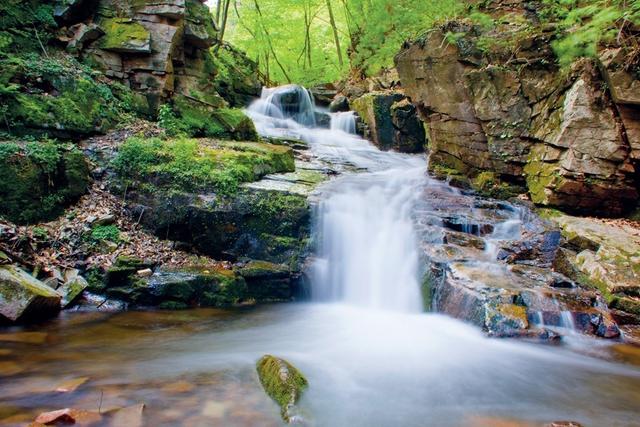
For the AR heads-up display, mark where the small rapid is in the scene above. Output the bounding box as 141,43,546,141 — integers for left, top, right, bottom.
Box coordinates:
1,85,638,427
248,85,427,312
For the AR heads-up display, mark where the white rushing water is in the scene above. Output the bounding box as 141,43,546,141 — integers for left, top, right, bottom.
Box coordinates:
238,86,640,426
248,85,426,312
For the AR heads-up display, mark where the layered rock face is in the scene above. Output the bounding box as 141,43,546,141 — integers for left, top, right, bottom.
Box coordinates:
396,13,639,216
56,0,260,111
351,92,426,153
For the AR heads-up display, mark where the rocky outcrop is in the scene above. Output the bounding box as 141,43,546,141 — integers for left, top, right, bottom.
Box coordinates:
0,264,61,323
351,92,425,153
545,211,640,324
415,183,622,339
395,14,639,216
53,0,260,115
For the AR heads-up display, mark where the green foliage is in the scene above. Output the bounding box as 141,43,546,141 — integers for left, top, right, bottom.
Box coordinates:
0,0,57,55
89,225,121,243
0,140,90,224
228,0,462,83
0,53,139,137
112,136,295,195
542,0,640,65
158,104,185,137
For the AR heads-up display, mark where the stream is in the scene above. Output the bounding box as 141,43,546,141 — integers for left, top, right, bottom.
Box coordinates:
1,86,640,426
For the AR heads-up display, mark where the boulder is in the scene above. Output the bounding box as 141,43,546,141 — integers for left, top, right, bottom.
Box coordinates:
547,212,640,320
351,92,425,153
256,355,308,424
0,265,61,324
310,83,338,106
237,260,293,301
329,95,349,112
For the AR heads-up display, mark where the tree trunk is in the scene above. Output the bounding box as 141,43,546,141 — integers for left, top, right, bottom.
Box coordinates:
326,0,344,67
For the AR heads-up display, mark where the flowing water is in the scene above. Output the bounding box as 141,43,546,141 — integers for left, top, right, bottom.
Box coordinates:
1,86,640,427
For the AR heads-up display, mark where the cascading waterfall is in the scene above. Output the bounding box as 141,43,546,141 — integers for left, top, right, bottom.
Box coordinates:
330,111,356,134
247,84,425,312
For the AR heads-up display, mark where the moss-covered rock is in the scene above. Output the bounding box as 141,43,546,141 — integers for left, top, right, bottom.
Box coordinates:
237,260,293,301
256,355,308,423
97,18,150,53
0,264,61,323
212,44,262,107
0,141,90,224
111,137,294,195
171,96,258,140
1,53,140,137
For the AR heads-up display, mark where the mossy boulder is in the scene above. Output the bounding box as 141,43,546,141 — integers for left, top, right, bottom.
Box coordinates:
172,96,258,140
237,260,293,301
256,355,308,423
351,92,405,150
548,213,640,304
144,266,247,308
111,137,294,195
0,264,61,323
0,141,90,224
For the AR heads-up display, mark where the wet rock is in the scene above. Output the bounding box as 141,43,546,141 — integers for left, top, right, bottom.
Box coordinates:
237,260,293,301
329,96,350,112
256,355,308,424
310,83,338,106
351,91,424,153
0,265,61,324
496,230,561,267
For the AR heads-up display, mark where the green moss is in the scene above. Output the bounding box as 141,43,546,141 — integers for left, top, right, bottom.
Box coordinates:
158,301,189,310
524,148,561,205
89,225,121,244
98,18,150,53
470,171,523,199
1,53,139,136
171,95,258,140
112,137,294,195
256,355,308,417
0,140,90,224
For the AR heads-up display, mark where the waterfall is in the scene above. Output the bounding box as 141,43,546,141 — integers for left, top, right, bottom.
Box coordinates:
330,111,356,134
246,85,426,312
312,167,425,312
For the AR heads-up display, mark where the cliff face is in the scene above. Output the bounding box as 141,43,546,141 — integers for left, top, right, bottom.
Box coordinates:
395,6,640,216
56,0,260,111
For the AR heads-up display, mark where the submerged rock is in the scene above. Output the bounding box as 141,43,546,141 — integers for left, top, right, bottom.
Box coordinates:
256,355,308,424
0,265,61,324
